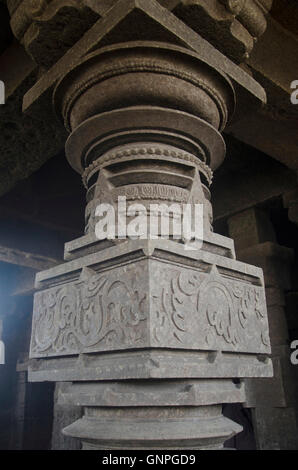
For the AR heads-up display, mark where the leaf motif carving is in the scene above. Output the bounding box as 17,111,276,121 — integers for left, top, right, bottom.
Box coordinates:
31,272,148,356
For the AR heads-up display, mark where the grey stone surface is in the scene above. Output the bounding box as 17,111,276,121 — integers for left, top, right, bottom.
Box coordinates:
253,406,298,450
51,383,82,450
28,349,273,382
58,379,245,408
63,405,243,450
30,242,270,358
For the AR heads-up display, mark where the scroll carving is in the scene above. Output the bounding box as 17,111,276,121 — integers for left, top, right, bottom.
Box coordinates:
31,262,270,357
151,265,270,352
31,270,148,356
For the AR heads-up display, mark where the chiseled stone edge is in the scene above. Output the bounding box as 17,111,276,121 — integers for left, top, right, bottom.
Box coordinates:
28,349,273,382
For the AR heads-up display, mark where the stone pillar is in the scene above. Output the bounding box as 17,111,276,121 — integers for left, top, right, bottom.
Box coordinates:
228,208,298,449
25,39,272,449
6,0,273,450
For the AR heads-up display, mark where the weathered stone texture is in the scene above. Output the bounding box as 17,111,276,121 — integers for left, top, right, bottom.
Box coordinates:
30,253,270,358
51,383,82,450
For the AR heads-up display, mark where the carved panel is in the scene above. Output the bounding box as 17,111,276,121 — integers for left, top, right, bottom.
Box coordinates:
30,262,149,357
150,262,270,353
31,256,270,357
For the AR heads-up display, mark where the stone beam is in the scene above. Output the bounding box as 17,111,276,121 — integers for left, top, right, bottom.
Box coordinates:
0,246,60,297
248,17,298,97
0,42,67,196
226,16,298,170
0,245,58,271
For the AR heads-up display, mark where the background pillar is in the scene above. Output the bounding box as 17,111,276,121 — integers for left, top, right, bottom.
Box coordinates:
228,207,298,449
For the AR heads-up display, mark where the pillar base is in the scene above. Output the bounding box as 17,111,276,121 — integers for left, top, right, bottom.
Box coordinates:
61,380,243,450
29,239,272,449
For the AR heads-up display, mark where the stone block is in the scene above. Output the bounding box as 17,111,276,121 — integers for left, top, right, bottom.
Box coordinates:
30,240,271,360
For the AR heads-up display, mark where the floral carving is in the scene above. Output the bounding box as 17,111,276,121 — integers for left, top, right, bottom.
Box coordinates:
31,262,270,357
201,281,239,346
31,271,148,357
152,265,270,353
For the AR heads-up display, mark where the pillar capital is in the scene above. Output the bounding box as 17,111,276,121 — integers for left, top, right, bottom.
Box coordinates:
53,41,235,135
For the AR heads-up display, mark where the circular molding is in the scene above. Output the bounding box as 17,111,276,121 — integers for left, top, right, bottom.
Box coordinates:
54,41,236,132
65,106,226,175
82,145,214,189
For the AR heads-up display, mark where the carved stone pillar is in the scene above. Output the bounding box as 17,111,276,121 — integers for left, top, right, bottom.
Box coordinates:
13,0,273,450
26,41,272,449
228,208,298,449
